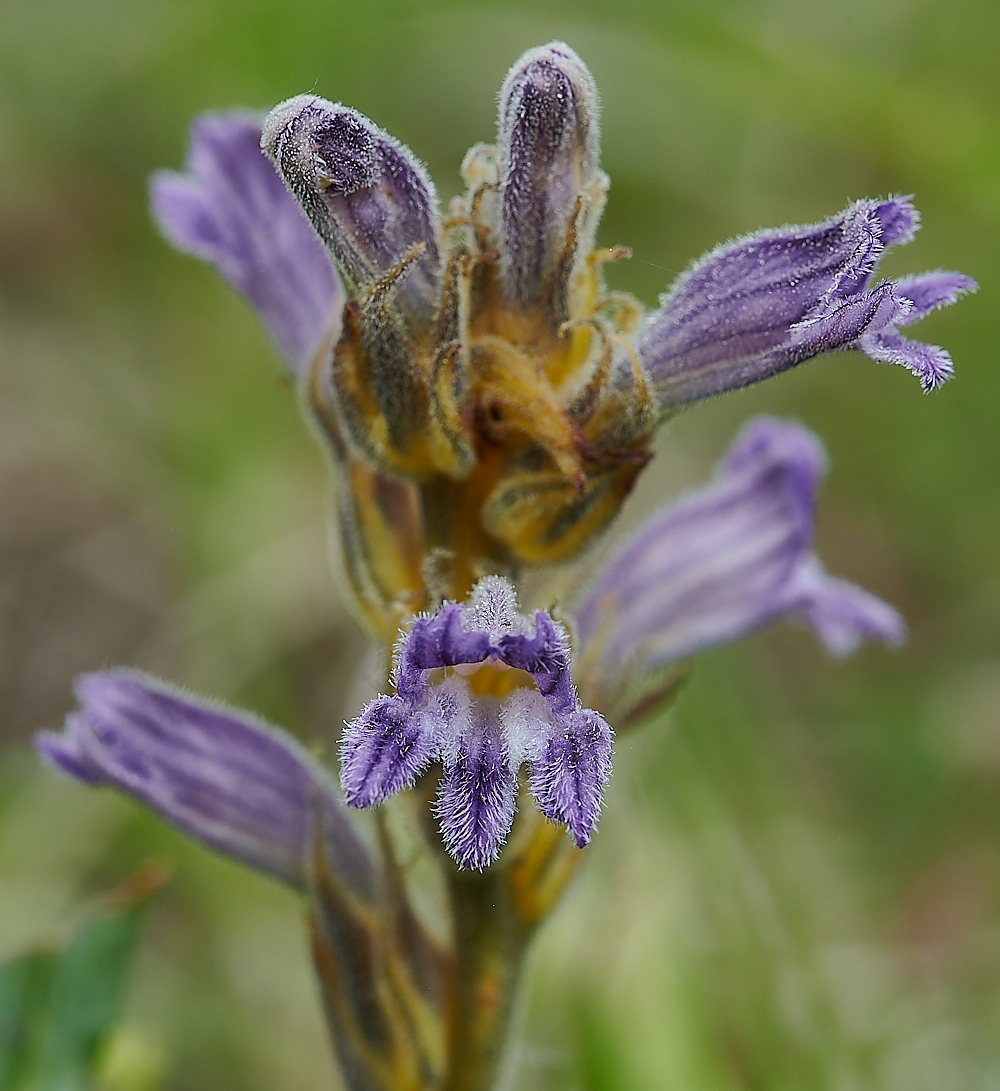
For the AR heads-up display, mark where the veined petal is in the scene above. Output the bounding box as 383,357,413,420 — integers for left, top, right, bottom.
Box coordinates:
786,281,910,374
875,195,920,248
637,201,882,403
637,197,971,405
498,41,602,308
36,716,104,784
835,196,919,295
436,705,516,870
339,695,437,808
792,280,907,344
36,671,372,894
262,95,441,325
151,113,341,375
496,613,576,720
573,417,903,670
396,604,492,704
528,709,613,848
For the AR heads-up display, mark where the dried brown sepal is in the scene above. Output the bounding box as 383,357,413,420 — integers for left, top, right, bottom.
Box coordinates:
304,333,428,638
480,459,646,565
308,805,449,1091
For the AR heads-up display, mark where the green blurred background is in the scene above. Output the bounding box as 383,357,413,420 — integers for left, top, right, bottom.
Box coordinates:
0,0,997,1087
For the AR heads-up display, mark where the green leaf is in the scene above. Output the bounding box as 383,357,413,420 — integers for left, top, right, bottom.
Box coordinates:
0,952,57,1090
0,867,163,1091
31,908,145,1091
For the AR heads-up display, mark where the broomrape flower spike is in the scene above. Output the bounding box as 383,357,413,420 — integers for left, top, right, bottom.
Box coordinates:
38,40,974,1091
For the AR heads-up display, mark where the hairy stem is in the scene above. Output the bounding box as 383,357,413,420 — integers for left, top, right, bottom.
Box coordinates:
441,866,532,1091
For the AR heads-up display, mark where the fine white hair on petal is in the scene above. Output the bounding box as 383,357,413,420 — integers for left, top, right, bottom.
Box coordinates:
460,574,529,637
500,687,554,771
420,674,475,767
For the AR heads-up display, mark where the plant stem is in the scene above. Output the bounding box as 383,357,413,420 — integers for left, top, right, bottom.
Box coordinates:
440,866,532,1091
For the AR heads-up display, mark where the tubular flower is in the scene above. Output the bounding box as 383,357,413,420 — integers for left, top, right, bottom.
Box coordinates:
341,576,612,869
36,670,372,894
573,416,906,680
636,198,976,401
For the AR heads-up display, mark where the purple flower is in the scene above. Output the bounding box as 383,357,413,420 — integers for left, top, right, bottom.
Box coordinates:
498,42,603,308
574,416,905,673
341,577,613,869
151,113,343,376
262,95,442,327
637,198,976,400
41,42,967,879
151,58,973,424
36,418,902,873
36,670,372,895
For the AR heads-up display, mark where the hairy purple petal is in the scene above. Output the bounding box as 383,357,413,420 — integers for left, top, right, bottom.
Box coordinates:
393,577,577,723
857,327,955,392
498,42,601,305
340,695,436,808
637,197,972,404
529,709,612,848
892,271,978,324
791,559,906,655
436,706,516,870
637,201,883,401
36,716,104,784
334,577,612,864
36,671,372,894
574,417,904,669
396,604,492,704
262,95,440,325
834,197,919,295
496,613,576,719
875,195,920,248
151,113,341,375
791,280,908,353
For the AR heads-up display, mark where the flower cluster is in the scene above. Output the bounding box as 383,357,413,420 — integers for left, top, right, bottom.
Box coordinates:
42,42,972,879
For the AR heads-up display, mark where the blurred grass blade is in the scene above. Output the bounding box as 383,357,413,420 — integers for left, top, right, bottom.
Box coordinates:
0,864,166,1091
0,953,57,1090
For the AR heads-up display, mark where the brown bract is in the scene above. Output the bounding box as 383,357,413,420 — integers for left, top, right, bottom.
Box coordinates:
306,147,655,639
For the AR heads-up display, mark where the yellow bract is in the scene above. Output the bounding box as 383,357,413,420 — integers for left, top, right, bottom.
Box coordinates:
306,166,657,640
